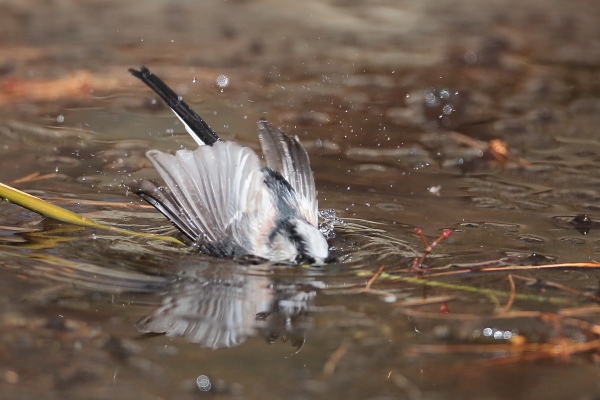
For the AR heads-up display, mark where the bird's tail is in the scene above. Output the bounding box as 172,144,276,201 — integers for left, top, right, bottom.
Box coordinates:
129,66,220,146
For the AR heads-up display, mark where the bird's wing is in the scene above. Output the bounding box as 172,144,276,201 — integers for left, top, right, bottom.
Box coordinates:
129,66,220,146
257,119,318,226
143,141,277,255
130,179,200,242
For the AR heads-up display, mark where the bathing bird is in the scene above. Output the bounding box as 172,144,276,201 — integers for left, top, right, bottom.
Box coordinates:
129,67,329,264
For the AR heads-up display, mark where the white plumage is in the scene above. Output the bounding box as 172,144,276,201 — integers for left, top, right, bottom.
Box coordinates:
129,67,329,263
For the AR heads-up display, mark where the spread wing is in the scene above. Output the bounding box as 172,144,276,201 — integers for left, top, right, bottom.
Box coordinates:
139,141,277,256
257,119,318,226
132,179,201,242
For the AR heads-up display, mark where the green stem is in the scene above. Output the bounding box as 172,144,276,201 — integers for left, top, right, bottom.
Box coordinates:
0,182,184,246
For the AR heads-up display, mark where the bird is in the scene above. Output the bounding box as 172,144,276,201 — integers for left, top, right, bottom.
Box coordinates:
128,66,329,264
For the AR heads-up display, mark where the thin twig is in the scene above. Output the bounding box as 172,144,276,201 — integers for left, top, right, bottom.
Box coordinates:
365,265,385,290
498,274,516,313
423,262,600,278
511,274,600,303
323,341,349,377
389,370,423,400
10,172,58,184
412,229,452,268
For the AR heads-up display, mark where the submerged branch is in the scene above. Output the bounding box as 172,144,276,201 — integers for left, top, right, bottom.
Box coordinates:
0,182,184,246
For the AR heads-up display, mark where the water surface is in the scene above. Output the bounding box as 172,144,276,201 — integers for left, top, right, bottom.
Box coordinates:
1,1,600,399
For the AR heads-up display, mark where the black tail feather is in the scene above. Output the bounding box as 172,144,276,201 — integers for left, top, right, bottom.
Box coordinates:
129,66,220,146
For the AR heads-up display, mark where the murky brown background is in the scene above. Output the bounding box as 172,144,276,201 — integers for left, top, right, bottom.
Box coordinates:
1,1,600,399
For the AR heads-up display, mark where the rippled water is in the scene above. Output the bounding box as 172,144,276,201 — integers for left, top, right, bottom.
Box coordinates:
2,1,600,399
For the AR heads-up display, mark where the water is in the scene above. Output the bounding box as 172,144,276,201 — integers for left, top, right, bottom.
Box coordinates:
1,1,600,399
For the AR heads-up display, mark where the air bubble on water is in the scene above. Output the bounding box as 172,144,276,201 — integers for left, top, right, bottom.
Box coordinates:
56,115,64,123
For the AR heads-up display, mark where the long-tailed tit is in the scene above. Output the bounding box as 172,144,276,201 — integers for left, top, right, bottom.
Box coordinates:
129,67,329,264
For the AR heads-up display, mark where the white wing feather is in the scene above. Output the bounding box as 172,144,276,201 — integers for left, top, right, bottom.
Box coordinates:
147,141,277,256
257,119,318,226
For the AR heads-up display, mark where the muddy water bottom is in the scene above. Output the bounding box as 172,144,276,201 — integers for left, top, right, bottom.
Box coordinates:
2,89,600,400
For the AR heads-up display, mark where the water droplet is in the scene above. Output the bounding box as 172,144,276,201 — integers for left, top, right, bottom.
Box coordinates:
196,375,211,391
464,51,477,64
216,75,229,88
424,89,439,106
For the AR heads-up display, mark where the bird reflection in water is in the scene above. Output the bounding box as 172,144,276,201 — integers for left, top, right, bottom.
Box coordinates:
137,258,316,350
